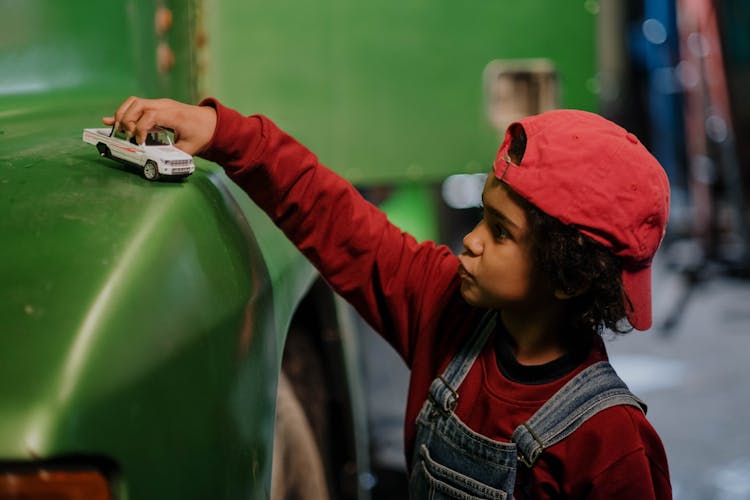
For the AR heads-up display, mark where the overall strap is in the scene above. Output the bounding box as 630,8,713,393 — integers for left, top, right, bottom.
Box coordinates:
511,361,646,468
428,311,496,413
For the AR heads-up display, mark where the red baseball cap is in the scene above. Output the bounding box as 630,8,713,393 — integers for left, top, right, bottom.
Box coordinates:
493,109,670,331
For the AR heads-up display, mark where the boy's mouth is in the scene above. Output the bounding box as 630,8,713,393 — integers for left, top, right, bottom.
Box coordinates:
457,261,475,282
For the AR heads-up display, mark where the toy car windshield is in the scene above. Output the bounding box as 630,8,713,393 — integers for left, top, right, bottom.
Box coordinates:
145,129,171,146
109,127,172,146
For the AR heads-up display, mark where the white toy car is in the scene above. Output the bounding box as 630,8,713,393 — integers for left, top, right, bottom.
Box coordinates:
82,126,195,181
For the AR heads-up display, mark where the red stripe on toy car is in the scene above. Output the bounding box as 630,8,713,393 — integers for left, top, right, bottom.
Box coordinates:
110,143,138,153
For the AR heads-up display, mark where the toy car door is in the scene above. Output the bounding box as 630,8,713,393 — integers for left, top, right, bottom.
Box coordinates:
112,128,147,166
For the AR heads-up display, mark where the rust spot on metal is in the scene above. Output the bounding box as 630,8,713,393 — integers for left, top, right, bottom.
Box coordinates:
154,6,173,35
157,42,175,74
195,30,207,49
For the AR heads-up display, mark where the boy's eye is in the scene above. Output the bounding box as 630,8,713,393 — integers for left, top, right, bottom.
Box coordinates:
491,224,509,239
479,208,510,240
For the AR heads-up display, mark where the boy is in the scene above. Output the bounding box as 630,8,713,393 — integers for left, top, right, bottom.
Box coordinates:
105,97,671,498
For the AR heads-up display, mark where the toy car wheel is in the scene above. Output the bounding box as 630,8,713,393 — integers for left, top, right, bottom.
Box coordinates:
143,161,160,181
96,143,111,158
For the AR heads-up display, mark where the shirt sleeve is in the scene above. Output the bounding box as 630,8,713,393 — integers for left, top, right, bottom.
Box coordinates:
525,404,672,499
587,447,672,499
197,98,460,365
575,406,672,500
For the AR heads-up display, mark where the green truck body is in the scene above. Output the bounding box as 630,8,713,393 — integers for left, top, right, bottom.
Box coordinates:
0,1,595,498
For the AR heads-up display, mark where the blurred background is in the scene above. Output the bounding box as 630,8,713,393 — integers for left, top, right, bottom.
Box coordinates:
2,0,749,499
356,1,750,499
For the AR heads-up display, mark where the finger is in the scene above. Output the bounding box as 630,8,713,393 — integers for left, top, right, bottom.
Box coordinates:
143,98,182,131
102,116,115,126
119,99,148,138
133,110,159,145
113,96,138,131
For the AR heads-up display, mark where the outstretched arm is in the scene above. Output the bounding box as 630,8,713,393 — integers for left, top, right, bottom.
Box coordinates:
104,97,460,364
199,98,461,363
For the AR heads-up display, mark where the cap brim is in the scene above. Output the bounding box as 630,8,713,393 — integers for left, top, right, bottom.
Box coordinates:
622,264,653,331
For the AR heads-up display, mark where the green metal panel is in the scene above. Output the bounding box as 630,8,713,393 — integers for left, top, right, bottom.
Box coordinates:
200,0,598,185
0,1,135,97
0,89,317,497
380,185,440,243
0,0,197,102
0,1,317,495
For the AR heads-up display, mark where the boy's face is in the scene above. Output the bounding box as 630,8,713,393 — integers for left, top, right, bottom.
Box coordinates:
457,175,552,311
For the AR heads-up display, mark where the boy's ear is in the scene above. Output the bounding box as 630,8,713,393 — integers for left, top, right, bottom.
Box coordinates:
554,287,587,300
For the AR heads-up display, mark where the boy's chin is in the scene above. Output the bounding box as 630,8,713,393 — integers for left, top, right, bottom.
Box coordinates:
459,284,505,310
459,284,485,308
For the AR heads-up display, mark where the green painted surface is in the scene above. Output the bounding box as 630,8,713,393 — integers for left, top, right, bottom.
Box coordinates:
0,0,196,102
0,90,314,497
201,0,597,185
380,185,440,243
0,1,135,97
0,1,314,494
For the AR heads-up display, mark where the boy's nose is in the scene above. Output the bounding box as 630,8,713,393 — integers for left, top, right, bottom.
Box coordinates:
462,226,484,256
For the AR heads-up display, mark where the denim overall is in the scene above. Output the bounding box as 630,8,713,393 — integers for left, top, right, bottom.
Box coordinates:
409,313,646,499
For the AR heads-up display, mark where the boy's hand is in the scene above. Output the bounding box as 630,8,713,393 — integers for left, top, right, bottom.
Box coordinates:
102,97,217,155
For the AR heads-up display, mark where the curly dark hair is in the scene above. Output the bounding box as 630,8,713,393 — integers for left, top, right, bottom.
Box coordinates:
506,125,632,336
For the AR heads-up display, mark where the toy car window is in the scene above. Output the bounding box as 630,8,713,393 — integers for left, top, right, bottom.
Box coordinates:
145,131,170,146
112,128,139,145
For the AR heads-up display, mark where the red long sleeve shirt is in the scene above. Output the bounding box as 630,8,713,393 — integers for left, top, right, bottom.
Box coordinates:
199,99,672,499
